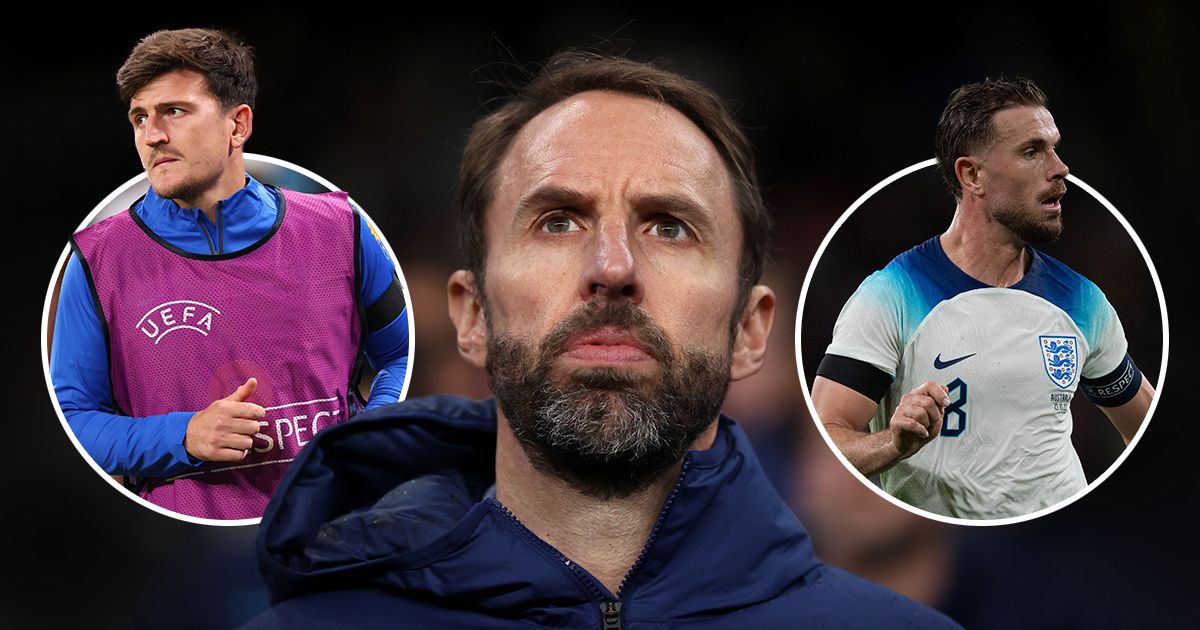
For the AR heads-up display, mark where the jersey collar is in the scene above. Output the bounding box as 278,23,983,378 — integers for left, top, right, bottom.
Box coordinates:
137,175,279,254
140,174,274,226
928,236,1047,292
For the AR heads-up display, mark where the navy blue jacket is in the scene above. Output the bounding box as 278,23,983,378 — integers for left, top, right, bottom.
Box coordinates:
251,396,959,629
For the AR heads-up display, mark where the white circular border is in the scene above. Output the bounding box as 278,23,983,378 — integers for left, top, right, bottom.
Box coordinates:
794,158,1169,527
40,153,416,527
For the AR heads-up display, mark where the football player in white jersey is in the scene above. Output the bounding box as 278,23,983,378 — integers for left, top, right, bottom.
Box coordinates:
812,78,1155,520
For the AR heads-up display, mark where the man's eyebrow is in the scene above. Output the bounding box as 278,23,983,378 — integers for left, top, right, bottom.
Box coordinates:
128,101,192,117
632,191,718,233
632,192,709,219
1019,133,1062,150
513,184,593,218
511,185,720,233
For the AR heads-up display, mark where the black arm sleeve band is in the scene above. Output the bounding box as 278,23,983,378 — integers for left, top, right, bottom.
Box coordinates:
816,354,894,403
365,276,407,334
1080,353,1143,407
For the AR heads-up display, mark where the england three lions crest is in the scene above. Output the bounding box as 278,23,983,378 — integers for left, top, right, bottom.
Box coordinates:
1039,335,1078,389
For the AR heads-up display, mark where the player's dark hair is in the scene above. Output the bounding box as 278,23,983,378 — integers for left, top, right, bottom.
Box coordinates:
936,77,1048,200
456,49,770,308
117,28,257,110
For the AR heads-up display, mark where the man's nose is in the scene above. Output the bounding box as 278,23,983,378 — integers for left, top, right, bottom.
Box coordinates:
1048,148,1069,180
578,218,644,304
143,115,168,146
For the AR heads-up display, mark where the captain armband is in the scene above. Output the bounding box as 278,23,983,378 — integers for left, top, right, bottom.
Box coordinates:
816,354,894,403
1080,353,1143,407
365,277,407,334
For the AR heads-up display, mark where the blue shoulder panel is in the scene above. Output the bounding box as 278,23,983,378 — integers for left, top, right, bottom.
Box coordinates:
1013,249,1108,348
871,238,1108,351
868,237,985,346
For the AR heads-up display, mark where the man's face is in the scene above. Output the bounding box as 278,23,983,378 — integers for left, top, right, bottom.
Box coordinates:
128,69,236,206
977,105,1069,244
477,90,750,497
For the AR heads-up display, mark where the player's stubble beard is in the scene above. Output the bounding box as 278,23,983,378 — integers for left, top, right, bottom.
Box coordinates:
486,300,733,500
992,180,1067,245
147,150,224,209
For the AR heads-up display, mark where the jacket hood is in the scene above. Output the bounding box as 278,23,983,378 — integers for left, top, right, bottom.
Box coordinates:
257,395,823,624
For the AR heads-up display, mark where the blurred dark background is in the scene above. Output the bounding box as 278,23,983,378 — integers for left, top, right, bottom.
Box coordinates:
5,7,1195,628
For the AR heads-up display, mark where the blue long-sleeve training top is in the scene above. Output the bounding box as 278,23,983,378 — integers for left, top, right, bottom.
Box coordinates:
51,176,409,478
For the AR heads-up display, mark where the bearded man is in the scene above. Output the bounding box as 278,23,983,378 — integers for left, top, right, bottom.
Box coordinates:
812,77,1153,520
249,51,957,629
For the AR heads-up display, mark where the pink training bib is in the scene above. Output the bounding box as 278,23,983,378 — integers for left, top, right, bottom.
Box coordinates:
72,188,363,520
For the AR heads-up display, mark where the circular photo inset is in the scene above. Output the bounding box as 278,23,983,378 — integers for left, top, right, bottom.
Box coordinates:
796,159,1166,526
42,153,414,526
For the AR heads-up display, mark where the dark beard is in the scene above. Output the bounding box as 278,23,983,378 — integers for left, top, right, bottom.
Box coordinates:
486,301,732,499
993,190,1065,246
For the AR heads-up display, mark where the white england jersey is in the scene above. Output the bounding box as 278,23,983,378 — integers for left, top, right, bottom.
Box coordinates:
826,237,1129,519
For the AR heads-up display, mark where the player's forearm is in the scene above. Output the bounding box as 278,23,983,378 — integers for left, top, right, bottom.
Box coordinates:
823,423,905,477
362,307,409,410
365,357,408,411
64,408,201,477
1110,379,1155,446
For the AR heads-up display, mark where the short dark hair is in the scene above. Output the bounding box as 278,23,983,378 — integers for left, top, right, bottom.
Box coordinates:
455,50,770,307
117,28,257,110
936,77,1048,200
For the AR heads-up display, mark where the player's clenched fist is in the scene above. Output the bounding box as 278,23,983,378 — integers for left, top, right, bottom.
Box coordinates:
888,380,951,459
184,378,266,462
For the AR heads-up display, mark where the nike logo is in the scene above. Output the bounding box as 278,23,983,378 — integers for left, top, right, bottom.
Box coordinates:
934,353,976,369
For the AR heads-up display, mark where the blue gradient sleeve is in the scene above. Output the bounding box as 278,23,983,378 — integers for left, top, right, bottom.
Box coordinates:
364,308,409,410
51,254,202,476
356,213,396,304
356,213,408,408
1077,280,1129,379
826,264,932,377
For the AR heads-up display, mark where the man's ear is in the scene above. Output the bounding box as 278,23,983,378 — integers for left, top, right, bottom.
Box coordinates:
229,104,253,149
955,155,984,199
730,285,775,381
448,269,488,368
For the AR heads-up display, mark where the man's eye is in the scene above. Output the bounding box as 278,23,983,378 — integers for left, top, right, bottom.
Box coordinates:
133,115,147,126
167,107,185,117
649,218,691,241
541,215,580,234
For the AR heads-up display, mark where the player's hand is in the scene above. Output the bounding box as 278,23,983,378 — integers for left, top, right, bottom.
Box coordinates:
184,378,265,462
888,380,950,460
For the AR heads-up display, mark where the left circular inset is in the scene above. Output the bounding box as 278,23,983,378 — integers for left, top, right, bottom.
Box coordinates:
41,153,414,526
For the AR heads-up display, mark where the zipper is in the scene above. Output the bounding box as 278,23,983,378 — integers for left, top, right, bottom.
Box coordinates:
615,457,691,597
194,201,224,254
596,461,690,630
493,501,622,628
490,498,609,602
600,601,622,630
195,215,216,254
490,456,693,630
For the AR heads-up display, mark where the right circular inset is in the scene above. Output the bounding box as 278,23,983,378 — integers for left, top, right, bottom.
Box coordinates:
795,158,1167,526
